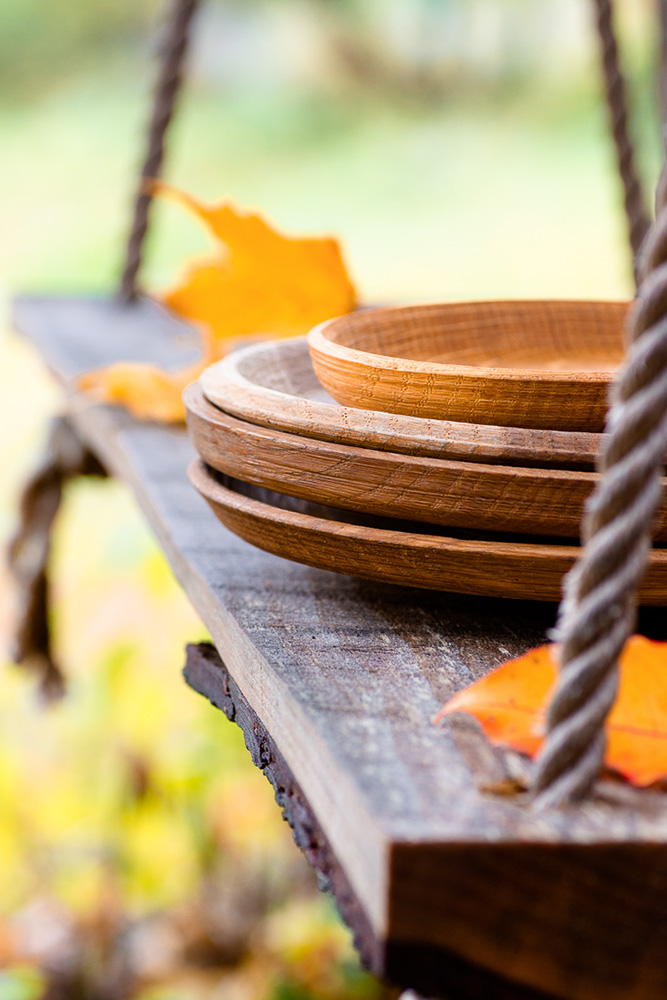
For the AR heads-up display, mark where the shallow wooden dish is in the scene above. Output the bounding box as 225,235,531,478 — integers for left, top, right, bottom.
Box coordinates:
185,382,667,539
200,338,602,469
188,460,667,604
307,300,629,431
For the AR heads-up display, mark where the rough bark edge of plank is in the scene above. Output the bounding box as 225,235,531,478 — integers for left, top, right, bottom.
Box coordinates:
183,642,565,1000
183,642,381,963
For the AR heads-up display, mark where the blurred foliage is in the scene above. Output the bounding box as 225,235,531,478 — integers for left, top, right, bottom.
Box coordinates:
0,462,388,1000
1,0,666,997
0,0,659,105
0,0,157,99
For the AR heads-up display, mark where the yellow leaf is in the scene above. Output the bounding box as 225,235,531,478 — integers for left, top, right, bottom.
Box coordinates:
78,361,202,423
155,182,357,347
77,186,357,422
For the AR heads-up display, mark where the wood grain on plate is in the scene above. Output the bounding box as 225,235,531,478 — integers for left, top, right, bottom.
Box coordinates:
188,459,667,603
307,300,629,431
186,382,667,540
200,337,602,469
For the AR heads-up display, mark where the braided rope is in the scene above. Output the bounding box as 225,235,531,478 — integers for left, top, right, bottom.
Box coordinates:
532,163,667,808
118,0,200,304
593,0,651,281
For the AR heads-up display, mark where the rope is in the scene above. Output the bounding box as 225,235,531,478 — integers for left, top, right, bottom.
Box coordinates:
532,162,667,808
593,0,651,283
118,0,200,304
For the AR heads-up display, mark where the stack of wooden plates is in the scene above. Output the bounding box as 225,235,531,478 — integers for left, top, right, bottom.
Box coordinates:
187,301,667,603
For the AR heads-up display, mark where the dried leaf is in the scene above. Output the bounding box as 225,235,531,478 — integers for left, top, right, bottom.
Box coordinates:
435,635,667,786
156,182,357,347
77,185,357,422
78,361,201,423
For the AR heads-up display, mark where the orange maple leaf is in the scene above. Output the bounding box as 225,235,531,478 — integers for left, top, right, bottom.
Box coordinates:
78,360,202,424
157,182,357,346
77,184,357,422
435,635,667,786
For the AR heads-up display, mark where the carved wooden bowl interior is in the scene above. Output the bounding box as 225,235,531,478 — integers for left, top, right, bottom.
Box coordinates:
307,300,629,431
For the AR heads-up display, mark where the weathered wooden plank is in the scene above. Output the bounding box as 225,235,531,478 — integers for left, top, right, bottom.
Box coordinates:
13,295,202,374
12,296,667,1000
183,642,561,1000
182,642,382,967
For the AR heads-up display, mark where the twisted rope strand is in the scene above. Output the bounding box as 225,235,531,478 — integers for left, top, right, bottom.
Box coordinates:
119,0,199,304
593,0,651,281
532,162,667,809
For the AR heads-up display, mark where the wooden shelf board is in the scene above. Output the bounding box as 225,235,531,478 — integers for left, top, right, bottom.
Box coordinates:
12,295,667,1000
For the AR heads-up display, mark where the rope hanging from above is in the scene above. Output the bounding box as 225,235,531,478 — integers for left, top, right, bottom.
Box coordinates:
532,164,667,808
118,0,200,304
117,0,648,303
592,0,651,283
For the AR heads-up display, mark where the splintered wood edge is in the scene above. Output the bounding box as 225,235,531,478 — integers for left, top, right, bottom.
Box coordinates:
183,642,563,1000
183,643,382,968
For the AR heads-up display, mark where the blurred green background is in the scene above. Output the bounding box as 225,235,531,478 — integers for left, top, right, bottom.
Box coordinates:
0,1,663,997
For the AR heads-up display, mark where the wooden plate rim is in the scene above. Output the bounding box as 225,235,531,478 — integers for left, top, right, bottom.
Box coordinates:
189,456,582,558
188,461,667,602
308,300,628,384
199,338,603,469
186,381,599,486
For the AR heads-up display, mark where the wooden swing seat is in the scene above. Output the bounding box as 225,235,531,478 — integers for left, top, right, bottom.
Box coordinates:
12,294,667,1000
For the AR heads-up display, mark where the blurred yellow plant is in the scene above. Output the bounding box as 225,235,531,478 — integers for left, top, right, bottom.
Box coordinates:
79,184,357,422
0,478,382,999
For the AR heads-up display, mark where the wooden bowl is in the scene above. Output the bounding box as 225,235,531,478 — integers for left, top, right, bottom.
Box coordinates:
188,460,667,604
186,383,667,539
200,338,602,469
307,300,629,431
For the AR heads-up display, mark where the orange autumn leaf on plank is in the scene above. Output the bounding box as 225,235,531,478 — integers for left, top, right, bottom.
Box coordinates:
78,360,202,424
435,636,667,787
77,184,357,422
